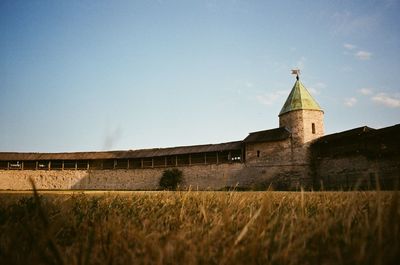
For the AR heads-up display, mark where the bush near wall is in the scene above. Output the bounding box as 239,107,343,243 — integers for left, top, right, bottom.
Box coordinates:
159,168,183,190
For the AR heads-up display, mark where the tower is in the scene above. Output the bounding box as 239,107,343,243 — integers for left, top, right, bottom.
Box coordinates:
279,72,324,146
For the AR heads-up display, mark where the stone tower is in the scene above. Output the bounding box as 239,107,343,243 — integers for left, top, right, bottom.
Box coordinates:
279,74,324,146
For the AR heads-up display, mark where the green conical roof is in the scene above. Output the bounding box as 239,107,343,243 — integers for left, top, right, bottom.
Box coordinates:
279,77,323,116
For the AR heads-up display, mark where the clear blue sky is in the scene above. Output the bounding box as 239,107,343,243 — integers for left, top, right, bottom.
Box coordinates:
1,0,399,152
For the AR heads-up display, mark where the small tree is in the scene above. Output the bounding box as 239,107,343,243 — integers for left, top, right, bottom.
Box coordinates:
159,168,183,190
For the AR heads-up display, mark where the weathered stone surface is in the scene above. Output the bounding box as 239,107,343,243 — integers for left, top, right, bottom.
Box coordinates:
0,164,243,190
311,155,400,190
0,160,309,191
245,139,292,163
280,109,324,145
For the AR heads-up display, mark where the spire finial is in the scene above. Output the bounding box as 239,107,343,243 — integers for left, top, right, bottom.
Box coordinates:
291,69,300,80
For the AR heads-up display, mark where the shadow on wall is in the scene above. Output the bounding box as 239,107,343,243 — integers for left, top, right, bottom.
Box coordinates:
312,157,400,191
310,124,400,191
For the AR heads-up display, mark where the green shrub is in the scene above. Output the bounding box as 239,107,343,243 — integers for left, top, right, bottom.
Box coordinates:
159,168,183,190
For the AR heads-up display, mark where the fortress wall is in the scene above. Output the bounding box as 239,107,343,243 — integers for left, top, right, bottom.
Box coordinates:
198,136,309,189
244,139,310,189
310,124,400,190
0,161,309,190
245,139,291,162
0,137,312,191
0,163,245,190
244,138,309,165
235,164,310,190
312,155,400,190
0,170,88,190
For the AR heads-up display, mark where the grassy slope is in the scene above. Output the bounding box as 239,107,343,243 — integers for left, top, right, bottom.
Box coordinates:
0,191,399,265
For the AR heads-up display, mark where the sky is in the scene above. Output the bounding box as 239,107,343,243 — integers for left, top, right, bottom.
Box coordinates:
1,0,399,152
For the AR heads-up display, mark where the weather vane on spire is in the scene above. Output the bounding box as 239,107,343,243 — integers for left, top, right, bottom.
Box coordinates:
291,69,300,80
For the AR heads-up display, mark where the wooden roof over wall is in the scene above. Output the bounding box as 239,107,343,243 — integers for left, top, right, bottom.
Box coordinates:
311,124,400,158
312,126,375,144
243,127,291,143
0,141,243,161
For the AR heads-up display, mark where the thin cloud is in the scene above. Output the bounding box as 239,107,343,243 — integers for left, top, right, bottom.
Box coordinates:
359,88,373,95
342,43,372,61
308,87,320,95
355,50,372,60
359,87,400,108
343,43,356,50
256,91,287,106
344,97,358,107
308,82,326,95
332,11,378,36
372,93,400,108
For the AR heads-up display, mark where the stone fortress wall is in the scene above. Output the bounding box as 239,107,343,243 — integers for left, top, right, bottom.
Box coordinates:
0,137,310,191
0,126,398,191
310,124,400,190
0,163,244,190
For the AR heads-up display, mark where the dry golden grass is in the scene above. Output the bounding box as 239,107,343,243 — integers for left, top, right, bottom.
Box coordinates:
0,190,399,264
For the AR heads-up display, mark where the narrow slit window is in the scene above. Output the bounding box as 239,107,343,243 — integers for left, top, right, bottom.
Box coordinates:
257,150,260,157
312,123,316,134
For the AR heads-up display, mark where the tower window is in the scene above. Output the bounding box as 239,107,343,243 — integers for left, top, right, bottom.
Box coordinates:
312,123,316,134
257,150,260,157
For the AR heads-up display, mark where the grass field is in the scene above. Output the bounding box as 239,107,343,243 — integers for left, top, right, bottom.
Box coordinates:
0,190,399,265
